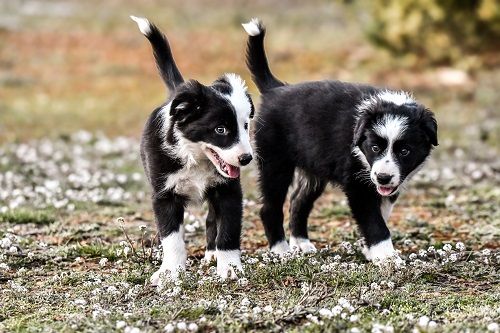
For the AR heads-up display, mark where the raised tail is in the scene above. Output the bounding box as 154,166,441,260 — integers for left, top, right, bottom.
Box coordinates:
130,16,184,94
242,18,284,93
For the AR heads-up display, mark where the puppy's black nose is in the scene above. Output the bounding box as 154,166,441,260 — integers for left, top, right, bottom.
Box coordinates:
238,154,253,166
377,173,393,185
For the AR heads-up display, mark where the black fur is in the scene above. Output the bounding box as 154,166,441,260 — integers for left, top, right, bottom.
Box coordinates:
136,17,253,279
245,20,438,255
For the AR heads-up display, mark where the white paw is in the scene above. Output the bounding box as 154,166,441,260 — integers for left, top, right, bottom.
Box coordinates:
363,239,398,263
216,249,243,280
290,236,317,253
204,250,216,262
270,240,291,255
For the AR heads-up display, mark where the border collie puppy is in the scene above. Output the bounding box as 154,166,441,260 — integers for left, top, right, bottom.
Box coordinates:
131,16,254,284
242,19,437,261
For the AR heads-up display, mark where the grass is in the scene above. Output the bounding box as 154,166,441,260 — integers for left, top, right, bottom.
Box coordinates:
0,0,499,332
0,209,55,225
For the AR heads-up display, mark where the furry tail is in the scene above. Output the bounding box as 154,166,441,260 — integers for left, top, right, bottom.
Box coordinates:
130,16,184,94
242,18,284,93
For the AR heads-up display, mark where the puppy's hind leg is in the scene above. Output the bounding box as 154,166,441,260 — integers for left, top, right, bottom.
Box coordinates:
289,171,326,253
258,155,295,255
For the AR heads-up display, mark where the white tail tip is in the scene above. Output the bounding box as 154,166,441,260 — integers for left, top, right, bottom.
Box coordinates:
130,15,151,35
242,18,262,36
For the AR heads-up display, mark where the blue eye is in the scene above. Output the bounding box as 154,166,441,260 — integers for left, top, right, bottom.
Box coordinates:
215,126,227,135
371,145,380,153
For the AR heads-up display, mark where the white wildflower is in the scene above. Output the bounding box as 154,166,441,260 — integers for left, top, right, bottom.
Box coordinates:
418,315,430,328
116,321,127,329
187,323,198,332
176,322,187,331
319,308,333,319
487,322,499,332
99,258,108,267
164,323,175,333
443,244,452,252
263,305,273,313
455,242,465,251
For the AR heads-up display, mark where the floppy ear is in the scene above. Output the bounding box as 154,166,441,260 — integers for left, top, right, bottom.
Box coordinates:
420,108,438,146
170,80,205,123
352,114,369,148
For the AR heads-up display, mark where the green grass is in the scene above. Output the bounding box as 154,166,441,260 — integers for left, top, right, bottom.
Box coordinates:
0,209,56,225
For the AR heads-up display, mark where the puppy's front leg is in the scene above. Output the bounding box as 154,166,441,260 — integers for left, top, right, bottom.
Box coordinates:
206,181,243,279
345,182,397,261
204,203,217,262
150,193,187,286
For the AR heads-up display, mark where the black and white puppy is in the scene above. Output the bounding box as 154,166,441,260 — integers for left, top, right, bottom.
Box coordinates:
131,16,254,284
242,19,438,260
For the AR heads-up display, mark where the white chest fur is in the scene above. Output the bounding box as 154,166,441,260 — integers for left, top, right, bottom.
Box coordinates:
163,158,226,203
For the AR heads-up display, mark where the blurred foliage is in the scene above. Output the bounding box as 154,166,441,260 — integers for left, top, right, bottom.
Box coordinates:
366,0,500,65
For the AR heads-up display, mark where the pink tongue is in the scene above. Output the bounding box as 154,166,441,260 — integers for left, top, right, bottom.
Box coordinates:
227,165,240,178
378,186,393,196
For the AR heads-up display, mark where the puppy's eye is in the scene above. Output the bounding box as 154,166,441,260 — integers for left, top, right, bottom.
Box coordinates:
400,148,410,156
244,123,249,130
215,126,228,135
371,145,380,153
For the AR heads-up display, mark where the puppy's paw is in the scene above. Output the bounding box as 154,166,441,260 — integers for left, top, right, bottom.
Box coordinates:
203,250,216,262
270,240,291,255
216,249,243,280
290,237,317,253
363,239,401,265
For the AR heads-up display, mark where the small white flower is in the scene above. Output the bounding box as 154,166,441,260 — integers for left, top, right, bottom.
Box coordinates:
443,244,452,252
319,308,333,319
74,299,87,306
177,322,187,331
0,263,9,270
418,315,430,328
455,242,465,251
252,306,262,314
99,258,108,267
482,249,491,256
332,305,343,316
350,315,359,322
187,323,198,332
487,323,499,332
164,323,175,332
241,298,251,307
263,305,273,313
116,321,127,329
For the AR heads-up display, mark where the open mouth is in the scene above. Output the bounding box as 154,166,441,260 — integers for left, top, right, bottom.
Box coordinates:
377,185,398,196
205,148,240,179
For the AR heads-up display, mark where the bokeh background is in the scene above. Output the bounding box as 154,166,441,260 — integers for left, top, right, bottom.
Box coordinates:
1,0,499,149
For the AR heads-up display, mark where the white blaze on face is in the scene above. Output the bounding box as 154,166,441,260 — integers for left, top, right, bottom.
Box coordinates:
211,73,253,167
370,114,408,191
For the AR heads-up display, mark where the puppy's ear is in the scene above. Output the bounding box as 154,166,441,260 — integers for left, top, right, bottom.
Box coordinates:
420,108,438,146
352,114,369,148
170,80,205,123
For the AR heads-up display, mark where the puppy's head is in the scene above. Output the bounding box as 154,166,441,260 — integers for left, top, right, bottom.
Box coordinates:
168,73,254,179
352,91,438,196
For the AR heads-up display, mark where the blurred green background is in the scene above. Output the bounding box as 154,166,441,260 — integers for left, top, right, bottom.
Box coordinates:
0,0,499,154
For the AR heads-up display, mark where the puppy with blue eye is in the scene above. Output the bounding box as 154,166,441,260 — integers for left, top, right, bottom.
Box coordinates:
131,16,254,284
243,19,438,261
